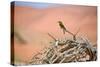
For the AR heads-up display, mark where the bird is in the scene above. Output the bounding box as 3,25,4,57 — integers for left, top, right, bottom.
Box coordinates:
58,21,67,34
58,21,79,41
58,21,74,35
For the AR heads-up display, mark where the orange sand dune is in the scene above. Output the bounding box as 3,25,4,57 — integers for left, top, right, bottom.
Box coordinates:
13,5,97,62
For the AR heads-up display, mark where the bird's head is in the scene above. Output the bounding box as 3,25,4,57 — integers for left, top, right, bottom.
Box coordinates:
58,21,63,24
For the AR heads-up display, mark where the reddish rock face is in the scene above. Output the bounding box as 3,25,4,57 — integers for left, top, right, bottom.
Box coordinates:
13,5,97,62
